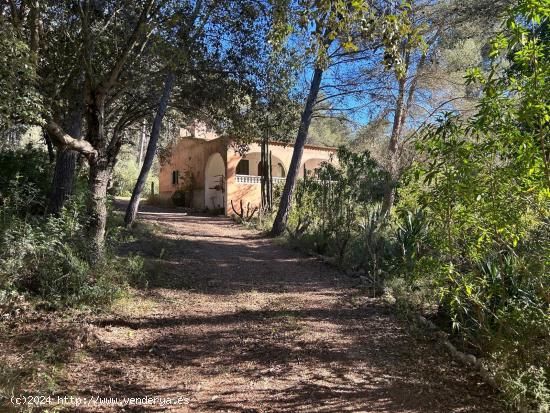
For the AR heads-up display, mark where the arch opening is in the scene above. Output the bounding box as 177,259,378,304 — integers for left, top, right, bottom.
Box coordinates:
301,158,329,178
258,160,286,178
204,152,225,211
236,152,286,178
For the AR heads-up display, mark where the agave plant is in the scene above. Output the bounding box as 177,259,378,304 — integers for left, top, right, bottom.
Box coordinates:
396,209,429,279
358,205,386,289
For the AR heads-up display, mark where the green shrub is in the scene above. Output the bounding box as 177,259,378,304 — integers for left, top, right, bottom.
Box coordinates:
280,147,388,266
390,2,550,409
111,154,158,197
0,180,142,310
110,155,140,196
0,145,53,214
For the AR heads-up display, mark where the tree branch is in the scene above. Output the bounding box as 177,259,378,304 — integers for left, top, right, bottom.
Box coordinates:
99,0,155,94
45,121,97,160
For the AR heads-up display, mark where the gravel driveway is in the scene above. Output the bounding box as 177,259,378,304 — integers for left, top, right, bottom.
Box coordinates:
64,204,503,412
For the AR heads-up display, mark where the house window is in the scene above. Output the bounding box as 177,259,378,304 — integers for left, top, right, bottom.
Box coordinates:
236,159,249,175
172,170,179,185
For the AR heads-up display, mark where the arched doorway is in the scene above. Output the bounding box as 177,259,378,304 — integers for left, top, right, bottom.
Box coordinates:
258,160,286,178
301,158,327,177
204,153,225,211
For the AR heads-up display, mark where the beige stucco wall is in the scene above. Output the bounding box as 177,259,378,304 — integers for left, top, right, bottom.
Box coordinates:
160,132,337,215
225,141,337,214
180,122,219,141
159,136,227,209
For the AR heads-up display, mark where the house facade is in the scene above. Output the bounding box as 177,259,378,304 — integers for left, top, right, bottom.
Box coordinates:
158,123,337,215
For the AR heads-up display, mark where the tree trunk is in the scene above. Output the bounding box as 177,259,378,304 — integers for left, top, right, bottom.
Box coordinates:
380,48,424,218
381,74,407,218
87,158,111,260
48,107,83,214
125,72,175,227
138,119,146,166
49,150,78,212
85,92,109,262
65,0,153,261
271,67,323,236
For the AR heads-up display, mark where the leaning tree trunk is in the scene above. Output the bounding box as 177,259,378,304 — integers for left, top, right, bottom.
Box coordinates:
137,119,146,166
48,108,82,214
125,72,175,227
271,67,323,236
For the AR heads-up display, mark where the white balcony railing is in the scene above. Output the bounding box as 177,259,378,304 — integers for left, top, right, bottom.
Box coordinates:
236,174,261,184
236,175,287,185
235,174,338,186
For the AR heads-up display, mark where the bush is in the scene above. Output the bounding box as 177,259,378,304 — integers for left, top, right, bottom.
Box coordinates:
0,144,53,214
261,147,395,291
0,179,142,311
111,154,158,197
389,2,550,409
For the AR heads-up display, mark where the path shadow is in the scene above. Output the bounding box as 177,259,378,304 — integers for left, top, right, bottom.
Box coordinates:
119,207,352,295
83,302,501,412
92,203,504,412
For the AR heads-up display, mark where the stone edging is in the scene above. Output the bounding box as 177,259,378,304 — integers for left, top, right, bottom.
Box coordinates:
304,248,501,389
295,245,548,413
413,314,498,389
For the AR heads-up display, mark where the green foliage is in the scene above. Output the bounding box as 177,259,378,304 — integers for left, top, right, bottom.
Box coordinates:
283,176,319,240
355,206,393,284
393,1,550,409
351,117,391,163
111,154,158,198
308,116,353,147
379,3,427,79
273,147,389,271
314,148,387,263
0,23,43,130
270,0,374,67
0,177,142,311
395,209,428,281
111,156,141,197
0,145,53,214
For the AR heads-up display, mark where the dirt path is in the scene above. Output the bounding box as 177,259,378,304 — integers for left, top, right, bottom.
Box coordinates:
65,205,502,412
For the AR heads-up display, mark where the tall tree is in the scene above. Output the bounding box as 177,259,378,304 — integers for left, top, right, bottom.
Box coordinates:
125,71,175,227
270,0,374,236
360,0,513,217
40,0,158,259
